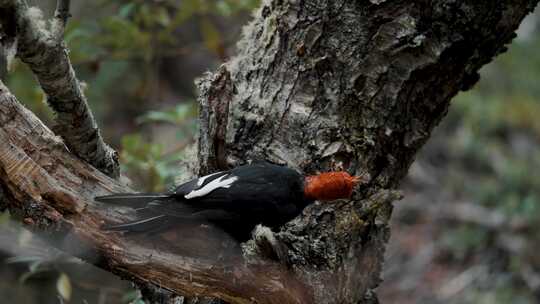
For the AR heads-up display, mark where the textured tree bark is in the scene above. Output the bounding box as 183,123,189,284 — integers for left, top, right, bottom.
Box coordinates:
0,0,538,303
197,0,538,302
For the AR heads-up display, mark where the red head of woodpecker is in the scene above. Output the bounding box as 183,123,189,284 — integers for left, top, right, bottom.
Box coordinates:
96,161,361,241
304,172,360,201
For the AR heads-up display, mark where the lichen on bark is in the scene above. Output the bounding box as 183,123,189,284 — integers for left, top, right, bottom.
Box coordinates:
197,0,538,302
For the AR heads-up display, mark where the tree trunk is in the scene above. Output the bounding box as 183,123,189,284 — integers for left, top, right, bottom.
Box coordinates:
197,0,537,301
0,0,538,303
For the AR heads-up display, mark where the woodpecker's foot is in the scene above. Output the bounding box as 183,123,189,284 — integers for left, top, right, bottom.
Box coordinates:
243,225,290,266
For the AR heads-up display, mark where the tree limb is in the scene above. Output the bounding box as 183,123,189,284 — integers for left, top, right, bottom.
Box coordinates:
52,0,71,41
0,1,119,178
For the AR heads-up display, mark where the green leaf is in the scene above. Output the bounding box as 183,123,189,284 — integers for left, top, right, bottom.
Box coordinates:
64,25,91,44
121,134,143,153
136,104,195,125
119,3,137,18
216,1,233,16
155,7,171,27
99,16,149,52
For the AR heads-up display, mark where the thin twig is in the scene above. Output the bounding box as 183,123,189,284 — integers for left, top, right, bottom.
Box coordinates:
52,0,71,41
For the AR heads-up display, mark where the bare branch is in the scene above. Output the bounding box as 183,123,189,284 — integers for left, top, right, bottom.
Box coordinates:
0,0,119,178
52,0,71,40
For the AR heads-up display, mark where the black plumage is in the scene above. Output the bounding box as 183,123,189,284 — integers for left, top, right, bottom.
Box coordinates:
96,162,311,241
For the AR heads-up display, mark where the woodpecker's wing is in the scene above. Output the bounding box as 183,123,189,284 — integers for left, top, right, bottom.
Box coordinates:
95,193,169,207
146,162,303,216
170,171,230,197
102,215,170,233
142,170,237,217
98,162,305,240
94,170,230,207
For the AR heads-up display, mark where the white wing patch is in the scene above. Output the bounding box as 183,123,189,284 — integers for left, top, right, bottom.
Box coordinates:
185,174,238,199
196,171,223,186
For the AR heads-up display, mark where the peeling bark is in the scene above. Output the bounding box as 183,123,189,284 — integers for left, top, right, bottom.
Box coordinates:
0,0,538,303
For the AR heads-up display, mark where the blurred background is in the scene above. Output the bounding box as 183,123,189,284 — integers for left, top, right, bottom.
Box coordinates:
0,1,539,303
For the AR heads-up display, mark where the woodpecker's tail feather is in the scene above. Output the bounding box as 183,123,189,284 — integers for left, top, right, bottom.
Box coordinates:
95,193,169,207
102,215,171,234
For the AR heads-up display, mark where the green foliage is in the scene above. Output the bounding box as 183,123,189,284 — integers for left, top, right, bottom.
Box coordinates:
120,104,197,192
449,95,540,220
462,283,535,304
433,25,540,302
441,225,490,260
6,1,257,191
7,0,260,126
5,62,52,122
121,134,171,192
137,103,197,125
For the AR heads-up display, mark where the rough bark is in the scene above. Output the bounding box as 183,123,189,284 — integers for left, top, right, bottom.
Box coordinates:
0,0,119,178
0,0,538,303
197,0,538,302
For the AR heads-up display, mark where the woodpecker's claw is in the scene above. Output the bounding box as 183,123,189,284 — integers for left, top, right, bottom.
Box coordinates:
245,225,291,266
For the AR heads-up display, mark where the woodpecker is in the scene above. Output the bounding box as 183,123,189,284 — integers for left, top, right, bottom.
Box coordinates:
96,161,360,241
